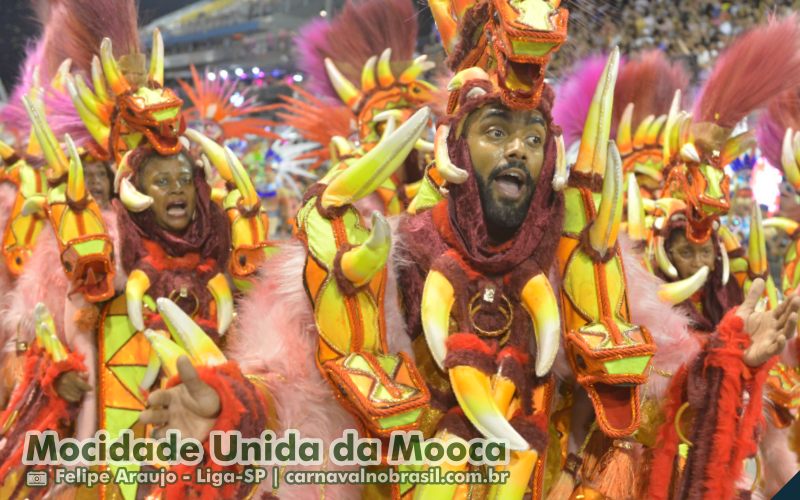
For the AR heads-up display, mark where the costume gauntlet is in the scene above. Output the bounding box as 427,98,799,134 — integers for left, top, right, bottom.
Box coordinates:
296,108,432,439
556,50,656,438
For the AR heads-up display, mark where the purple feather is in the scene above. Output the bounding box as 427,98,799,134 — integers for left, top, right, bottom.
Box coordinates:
295,19,336,101
552,54,614,147
45,89,93,148
757,110,786,169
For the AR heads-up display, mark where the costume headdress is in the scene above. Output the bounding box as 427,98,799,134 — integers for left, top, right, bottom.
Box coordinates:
179,65,273,143
757,80,800,295
658,17,800,244
431,0,568,111
296,0,438,146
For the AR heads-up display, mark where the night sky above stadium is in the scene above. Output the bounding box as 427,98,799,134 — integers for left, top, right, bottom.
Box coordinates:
0,0,192,90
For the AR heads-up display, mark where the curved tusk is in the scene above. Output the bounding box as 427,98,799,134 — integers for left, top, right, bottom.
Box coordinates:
588,141,624,257
680,142,701,164
64,135,87,203
449,365,530,451
447,67,491,91
373,109,401,137
224,147,259,211
574,47,619,176
632,115,655,150
434,124,469,184
657,266,709,305
626,173,646,241
764,216,800,236
324,58,362,109
139,349,162,393
91,56,110,104
782,128,800,189
421,270,455,371
120,176,154,212
377,48,395,87
720,239,730,286
415,138,434,153
73,74,106,121
340,211,391,288
143,329,186,378
22,95,68,179
34,303,67,362
100,37,131,95
720,131,756,168
125,269,151,332
207,273,233,335
662,91,681,161
330,136,355,160
519,273,560,377
66,75,111,148
361,55,378,92
617,103,634,156
148,28,164,86
552,134,568,191
114,150,134,193
749,204,767,275
655,235,678,278
156,298,227,366
51,58,72,93
399,55,435,84
0,139,15,160
21,195,47,217
645,115,667,146
321,107,430,208
184,128,234,181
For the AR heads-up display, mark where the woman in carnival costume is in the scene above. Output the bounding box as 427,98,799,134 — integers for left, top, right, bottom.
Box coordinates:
0,1,276,498
619,19,800,500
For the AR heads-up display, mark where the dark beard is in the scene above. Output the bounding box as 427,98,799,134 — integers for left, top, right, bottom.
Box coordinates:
475,160,535,242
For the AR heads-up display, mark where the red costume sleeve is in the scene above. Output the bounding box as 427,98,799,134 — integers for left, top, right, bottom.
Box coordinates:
648,309,773,500
158,361,271,500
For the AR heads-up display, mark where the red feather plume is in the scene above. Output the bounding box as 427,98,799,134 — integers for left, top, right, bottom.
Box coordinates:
694,16,800,129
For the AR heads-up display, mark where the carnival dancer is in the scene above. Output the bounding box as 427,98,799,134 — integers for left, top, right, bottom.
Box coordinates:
614,18,800,500
0,1,274,498
229,1,651,498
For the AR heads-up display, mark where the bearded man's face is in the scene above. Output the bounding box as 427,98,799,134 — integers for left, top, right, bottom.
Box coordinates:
465,104,547,241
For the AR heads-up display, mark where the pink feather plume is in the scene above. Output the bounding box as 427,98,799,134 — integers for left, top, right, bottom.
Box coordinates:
294,0,419,101
756,87,800,168
613,50,689,127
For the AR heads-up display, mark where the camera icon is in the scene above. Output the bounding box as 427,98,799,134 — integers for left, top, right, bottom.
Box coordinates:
26,470,48,487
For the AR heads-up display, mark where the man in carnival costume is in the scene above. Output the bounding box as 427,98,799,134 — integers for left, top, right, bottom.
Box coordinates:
0,1,276,498
233,1,660,498
607,19,800,500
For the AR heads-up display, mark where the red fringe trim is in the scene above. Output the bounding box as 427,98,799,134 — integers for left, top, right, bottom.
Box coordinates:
703,311,749,499
445,333,496,357
497,346,529,366
647,364,689,500
41,352,87,400
163,361,268,499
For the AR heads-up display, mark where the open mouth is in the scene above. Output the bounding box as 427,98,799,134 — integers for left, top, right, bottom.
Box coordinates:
493,168,528,200
166,200,188,218
505,60,537,92
592,383,637,435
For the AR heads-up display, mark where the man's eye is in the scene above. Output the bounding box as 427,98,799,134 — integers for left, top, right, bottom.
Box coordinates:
527,135,542,146
486,127,505,139
156,178,169,186
680,250,692,258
